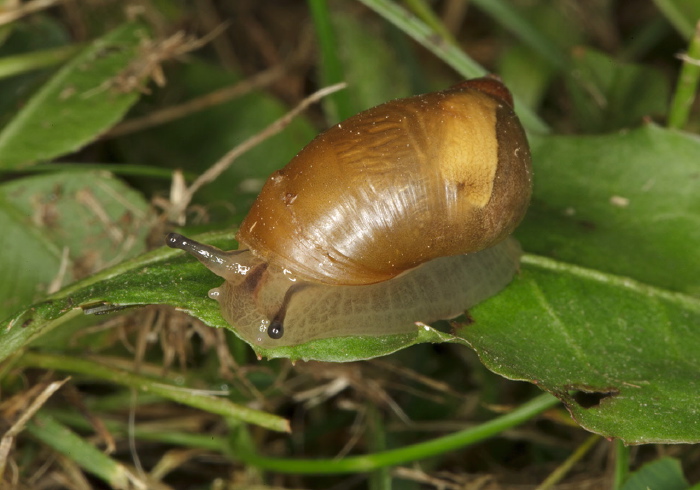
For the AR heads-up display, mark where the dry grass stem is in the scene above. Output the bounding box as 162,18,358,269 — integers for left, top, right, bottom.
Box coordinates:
535,434,602,490
677,52,700,67
150,448,210,482
370,358,457,395
110,31,212,94
106,64,288,138
0,378,70,480
195,0,239,69
47,246,70,294
168,82,347,224
392,466,468,490
53,453,93,490
334,407,367,460
0,0,62,26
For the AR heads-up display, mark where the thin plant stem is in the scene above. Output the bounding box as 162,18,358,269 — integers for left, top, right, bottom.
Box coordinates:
0,0,62,26
357,0,549,134
231,393,559,474
307,0,354,121
16,351,290,433
651,0,695,39
26,413,140,488
403,0,458,46
0,44,81,80
668,21,700,130
536,434,601,489
170,82,346,223
50,408,229,451
0,379,69,479
613,439,630,489
5,162,193,180
105,64,289,138
367,404,391,490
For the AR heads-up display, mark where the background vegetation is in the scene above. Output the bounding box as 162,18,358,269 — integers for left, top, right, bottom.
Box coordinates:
0,0,699,488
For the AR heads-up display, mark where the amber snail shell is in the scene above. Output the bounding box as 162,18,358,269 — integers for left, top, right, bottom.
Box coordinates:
167,76,532,348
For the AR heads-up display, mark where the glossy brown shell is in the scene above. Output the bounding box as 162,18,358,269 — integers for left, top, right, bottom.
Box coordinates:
237,77,532,286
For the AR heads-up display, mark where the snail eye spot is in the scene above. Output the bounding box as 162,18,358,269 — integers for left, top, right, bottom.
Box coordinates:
268,320,284,339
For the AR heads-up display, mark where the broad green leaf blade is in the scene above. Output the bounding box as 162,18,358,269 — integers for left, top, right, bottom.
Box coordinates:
0,23,149,168
0,240,184,362
0,170,151,321
521,124,700,296
0,231,453,363
0,202,60,319
621,457,689,490
458,255,700,444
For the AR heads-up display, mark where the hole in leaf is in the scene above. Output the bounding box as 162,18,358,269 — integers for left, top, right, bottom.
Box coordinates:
572,389,618,408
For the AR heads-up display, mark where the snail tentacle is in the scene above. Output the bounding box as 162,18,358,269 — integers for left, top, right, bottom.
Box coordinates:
267,282,310,339
166,233,250,281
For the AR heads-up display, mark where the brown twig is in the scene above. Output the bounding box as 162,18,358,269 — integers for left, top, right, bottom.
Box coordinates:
104,64,288,138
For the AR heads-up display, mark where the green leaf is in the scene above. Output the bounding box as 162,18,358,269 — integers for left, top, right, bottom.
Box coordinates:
0,201,59,320
621,457,689,490
26,413,136,488
2,235,699,444
1,126,698,442
0,44,82,81
499,44,553,112
457,255,700,444
0,15,71,120
0,231,454,363
0,23,149,168
522,124,700,296
565,48,669,132
0,170,151,321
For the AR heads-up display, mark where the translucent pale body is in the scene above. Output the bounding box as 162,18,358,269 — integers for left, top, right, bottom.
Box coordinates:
192,236,522,348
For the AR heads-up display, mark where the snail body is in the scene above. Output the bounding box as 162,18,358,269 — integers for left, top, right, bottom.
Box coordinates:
167,77,532,348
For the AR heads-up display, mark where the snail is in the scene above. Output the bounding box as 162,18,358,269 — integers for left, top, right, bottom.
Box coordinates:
167,76,532,348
